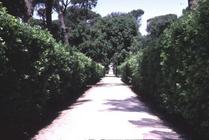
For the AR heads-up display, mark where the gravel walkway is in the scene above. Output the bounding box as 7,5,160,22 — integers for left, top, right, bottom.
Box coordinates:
32,73,181,140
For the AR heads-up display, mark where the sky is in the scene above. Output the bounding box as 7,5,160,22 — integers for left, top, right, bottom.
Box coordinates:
92,0,188,35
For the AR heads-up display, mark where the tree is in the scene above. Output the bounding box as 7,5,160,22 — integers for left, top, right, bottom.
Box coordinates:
53,0,97,44
188,0,200,9
65,6,100,26
1,0,34,22
64,7,100,46
32,0,54,31
102,13,141,64
30,0,98,44
129,9,144,24
147,14,177,38
45,0,54,30
77,11,144,67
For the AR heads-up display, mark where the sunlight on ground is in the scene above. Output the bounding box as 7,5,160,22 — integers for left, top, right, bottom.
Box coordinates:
33,75,180,140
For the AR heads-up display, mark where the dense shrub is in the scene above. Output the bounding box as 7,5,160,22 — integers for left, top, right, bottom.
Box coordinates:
119,0,209,138
0,5,104,139
117,53,141,85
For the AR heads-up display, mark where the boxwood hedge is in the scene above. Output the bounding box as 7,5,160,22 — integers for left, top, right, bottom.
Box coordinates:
0,5,104,139
119,0,209,138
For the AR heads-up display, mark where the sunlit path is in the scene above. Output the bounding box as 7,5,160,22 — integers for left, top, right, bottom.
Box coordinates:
33,68,181,140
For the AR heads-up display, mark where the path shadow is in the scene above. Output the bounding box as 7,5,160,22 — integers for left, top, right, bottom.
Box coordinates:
94,82,126,87
105,75,115,77
149,130,181,140
129,118,166,129
71,99,91,107
129,118,181,139
103,96,149,112
130,89,191,139
102,95,185,139
30,87,92,139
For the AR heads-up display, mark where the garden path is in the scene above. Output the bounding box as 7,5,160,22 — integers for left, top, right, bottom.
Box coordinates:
33,69,181,140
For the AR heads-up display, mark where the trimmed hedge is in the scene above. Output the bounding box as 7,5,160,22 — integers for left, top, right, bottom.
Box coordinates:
117,53,142,85
0,5,104,139
119,0,209,138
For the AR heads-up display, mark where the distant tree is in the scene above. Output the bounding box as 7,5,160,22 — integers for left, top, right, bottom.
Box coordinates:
86,12,144,66
147,14,177,38
129,9,144,23
32,0,97,44
32,0,54,31
64,7,100,46
53,0,97,44
65,6,100,26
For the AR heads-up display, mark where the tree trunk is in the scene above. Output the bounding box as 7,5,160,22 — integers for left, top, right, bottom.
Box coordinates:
45,0,53,32
58,12,69,45
23,0,34,22
188,0,199,9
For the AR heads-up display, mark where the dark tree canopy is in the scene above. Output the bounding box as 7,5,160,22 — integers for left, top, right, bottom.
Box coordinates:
71,0,97,9
1,0,34,21
147,14,177,37
1,0,143,66
129,9,144,21
82,12,143,66
65,6,100,26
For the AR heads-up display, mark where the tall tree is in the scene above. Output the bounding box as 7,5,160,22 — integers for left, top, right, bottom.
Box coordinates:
45,0,54,30
147,14,177,38
53,0,97,45
53,0,70,44
1,0,34,22
24,0,34,21
76,11,144,66
33,0,97,44
188,0,200,9
129,9,144,23
33,0,54,30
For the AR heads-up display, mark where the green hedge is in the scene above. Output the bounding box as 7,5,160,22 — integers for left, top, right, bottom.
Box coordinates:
117,53,142,85
0,5,104,139
119,0,209,138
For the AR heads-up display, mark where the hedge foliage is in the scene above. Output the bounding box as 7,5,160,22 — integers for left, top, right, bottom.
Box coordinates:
118,0,209,138
117,53,142,85
0,5,104,139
